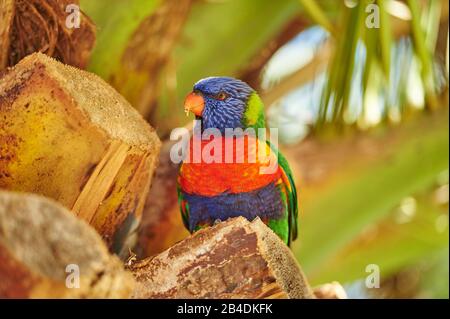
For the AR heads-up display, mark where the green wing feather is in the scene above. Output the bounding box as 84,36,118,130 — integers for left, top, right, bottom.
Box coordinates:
269,142,299,246
177,182,190,230
278,151,299,244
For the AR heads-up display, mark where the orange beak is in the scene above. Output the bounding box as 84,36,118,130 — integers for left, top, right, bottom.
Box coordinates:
184,92,205,117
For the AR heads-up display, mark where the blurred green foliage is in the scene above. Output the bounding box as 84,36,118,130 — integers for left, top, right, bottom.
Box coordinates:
80,0,159,79
292,108,448,293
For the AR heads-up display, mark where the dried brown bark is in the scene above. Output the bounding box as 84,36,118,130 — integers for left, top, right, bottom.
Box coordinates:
0,0,95,70
136,139,189,258
0,191,135,298
0,52,161,254
131,217,314,299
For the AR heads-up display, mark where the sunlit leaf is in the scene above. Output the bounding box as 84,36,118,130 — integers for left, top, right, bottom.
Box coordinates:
299,0,335,35
407,0,438,109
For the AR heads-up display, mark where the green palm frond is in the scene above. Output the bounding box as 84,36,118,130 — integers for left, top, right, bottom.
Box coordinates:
298,0,335,35
299,0,447,128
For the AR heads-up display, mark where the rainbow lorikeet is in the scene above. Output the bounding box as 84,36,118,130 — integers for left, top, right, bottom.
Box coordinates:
177,77,298,245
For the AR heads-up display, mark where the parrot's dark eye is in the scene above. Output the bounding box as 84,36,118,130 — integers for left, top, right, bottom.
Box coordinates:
215,92,228,101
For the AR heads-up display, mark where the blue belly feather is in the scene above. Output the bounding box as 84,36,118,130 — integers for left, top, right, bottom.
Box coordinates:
182,182,285,232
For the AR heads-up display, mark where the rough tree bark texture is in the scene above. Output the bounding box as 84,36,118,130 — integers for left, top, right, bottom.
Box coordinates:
0,0,95,70
0,52,161,254
131,217,314,299
0,191,135,298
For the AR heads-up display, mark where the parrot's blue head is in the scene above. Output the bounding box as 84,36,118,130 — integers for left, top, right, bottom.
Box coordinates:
184,77,262,133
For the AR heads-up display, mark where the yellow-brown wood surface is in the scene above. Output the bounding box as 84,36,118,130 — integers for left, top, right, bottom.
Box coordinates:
0,53,161,253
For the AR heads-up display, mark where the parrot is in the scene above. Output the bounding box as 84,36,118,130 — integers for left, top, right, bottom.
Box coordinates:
177,76,298,245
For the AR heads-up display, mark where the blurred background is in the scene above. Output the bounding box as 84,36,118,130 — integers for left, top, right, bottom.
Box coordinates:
77,0,449,298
